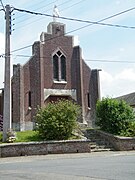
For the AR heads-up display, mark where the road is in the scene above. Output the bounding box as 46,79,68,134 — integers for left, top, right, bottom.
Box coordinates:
0,151,135,180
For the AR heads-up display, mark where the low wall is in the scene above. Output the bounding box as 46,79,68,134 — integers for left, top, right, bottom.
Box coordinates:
90,130,135,151
0,140,91,158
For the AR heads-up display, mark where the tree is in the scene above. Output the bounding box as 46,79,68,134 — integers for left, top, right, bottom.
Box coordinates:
96,98,135,135
35,99,81,140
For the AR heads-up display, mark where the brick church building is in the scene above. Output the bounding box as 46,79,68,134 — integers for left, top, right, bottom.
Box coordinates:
0,20,101,131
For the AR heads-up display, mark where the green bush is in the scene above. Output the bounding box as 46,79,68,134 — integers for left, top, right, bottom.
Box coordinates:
35,100,81,140
96,98,135,136
0,132,2,142
120,121,135,137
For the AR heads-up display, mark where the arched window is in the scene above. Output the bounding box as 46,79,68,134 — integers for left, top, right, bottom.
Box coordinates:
61,55,66,80
53,54,59,80
53,50,66,81
28,91,31,107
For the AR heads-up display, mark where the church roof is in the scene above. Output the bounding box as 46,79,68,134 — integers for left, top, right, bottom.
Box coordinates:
116,92,135,106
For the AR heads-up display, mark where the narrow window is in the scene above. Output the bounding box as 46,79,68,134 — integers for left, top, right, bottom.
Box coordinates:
87,93,91,108
53,54,59,80
61,55,66,81
53,50,66,82
28,91,31,107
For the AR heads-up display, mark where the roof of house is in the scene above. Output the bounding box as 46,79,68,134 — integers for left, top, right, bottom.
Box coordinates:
116,92,135,106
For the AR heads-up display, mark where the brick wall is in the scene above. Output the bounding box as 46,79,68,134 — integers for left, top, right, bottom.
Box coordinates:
89,70,101,127
11,21,100,130
86,129,135,151
0,140,91,158
42,25,73,90
12,64,24,130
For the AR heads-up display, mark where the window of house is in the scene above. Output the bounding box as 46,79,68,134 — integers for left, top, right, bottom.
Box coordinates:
61,55,66,80
87,93,91,109
28,91,31,107
53,54,59,80
53,50,66,81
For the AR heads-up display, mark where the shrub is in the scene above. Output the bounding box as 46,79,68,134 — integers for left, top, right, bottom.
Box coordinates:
120,121,135,137
35,100,81,140
96,98,135,136
0,132,2,142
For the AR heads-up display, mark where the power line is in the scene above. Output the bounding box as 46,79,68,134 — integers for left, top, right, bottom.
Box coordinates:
14,4,135,33
10,54,135,64
60,0,88,12
1,52,135,64
13,7,135,30
16,0,57,23
45,0,72,12
85,59,135,64
15,0,79,27
0,8,5,12
64,6,135,36
0,0,5,12
11,44,32,53
9,6,135,54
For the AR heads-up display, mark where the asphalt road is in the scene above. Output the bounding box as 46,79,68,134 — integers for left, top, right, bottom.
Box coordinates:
0,151,135,180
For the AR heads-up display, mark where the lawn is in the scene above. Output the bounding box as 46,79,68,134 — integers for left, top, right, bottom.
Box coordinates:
15,130,41,142
0,130,41,143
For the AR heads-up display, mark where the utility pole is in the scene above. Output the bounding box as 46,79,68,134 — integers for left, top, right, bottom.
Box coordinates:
3,4,12,142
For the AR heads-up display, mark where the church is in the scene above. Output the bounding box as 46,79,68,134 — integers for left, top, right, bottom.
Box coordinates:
0,15,101,131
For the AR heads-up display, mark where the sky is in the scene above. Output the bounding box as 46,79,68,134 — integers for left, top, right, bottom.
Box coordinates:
0,0,135,98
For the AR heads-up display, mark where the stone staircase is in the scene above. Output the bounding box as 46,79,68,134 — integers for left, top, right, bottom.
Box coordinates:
83,129,115,152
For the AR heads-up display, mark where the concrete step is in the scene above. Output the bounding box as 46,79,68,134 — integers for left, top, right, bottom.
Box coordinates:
84,129,115,151
90,143,113,151
91,148,112,152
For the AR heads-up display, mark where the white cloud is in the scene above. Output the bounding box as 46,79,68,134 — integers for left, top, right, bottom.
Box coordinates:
100,68,135,98
73,35,80,46
100,70,113,83
119,48,125,52
116,69,135,81
116,1,120,5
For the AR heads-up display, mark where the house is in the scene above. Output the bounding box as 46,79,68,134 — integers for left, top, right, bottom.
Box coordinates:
1,20,101,131
116,92,135,111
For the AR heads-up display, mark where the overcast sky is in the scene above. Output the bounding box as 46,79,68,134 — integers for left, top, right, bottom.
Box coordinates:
0,0,135,97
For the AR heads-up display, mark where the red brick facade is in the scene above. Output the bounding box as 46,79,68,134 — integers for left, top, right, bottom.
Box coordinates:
1,21,101,130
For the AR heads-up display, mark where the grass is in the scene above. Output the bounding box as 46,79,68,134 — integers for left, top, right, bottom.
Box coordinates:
0,130,81,143
0,130,41,143
15,130,41,142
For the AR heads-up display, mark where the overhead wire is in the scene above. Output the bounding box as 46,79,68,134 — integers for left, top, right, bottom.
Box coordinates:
64,6,135,35
10,6,135,54
0,0,5,12
9,54,135,64
11,44,32,53
13,7,135,30
15,0,79,27
1,5,135,57
60,0,86,12
85,59,135,64
16,0,49,18
15,0,73,24
16,0,57,23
